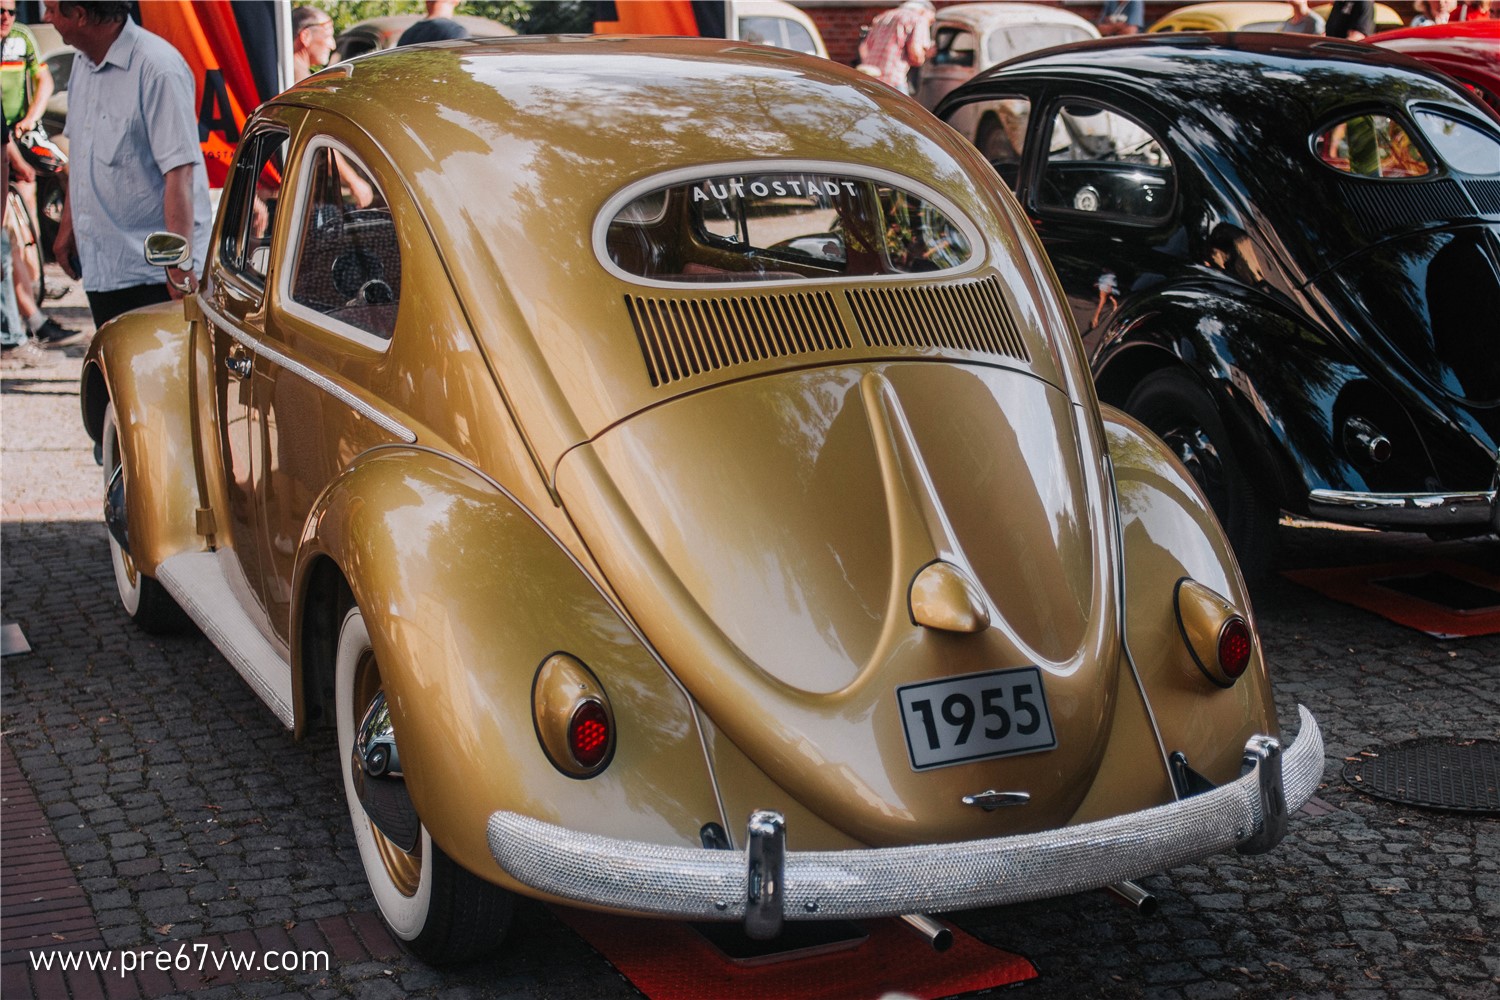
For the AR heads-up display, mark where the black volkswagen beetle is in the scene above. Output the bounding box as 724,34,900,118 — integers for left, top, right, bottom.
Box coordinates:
937,33,1499,575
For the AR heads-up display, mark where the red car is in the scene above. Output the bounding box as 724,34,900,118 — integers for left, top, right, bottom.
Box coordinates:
1369,21,1500,118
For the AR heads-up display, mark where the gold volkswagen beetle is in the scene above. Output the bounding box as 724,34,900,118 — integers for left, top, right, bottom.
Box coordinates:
80,37,1323,963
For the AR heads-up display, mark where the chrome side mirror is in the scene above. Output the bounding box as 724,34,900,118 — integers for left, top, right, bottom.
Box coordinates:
142,232,196,292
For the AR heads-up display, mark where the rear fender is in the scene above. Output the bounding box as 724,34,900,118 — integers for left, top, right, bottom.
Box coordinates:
80,302,204,576
294,446,721,890
1104,406,1278,787
1093,287,1374,513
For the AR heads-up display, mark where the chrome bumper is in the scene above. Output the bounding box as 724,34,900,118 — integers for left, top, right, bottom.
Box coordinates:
1308,486,1499,532
488,705,1322,934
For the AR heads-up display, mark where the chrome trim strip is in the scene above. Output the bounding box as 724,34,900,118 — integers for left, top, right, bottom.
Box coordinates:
1308,487,1497,529
489,707,1323,922
198,300,416,444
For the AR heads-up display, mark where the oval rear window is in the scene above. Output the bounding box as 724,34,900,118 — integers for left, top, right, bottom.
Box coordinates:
601,170,975,283
1313,114,1430,179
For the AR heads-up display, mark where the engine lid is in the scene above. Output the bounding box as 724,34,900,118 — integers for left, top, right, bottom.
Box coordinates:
555,361,1123,844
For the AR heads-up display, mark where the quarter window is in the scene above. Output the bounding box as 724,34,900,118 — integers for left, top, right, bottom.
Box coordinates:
1412,111,1500,175
1313,114,1430,178
218,130,287,287
289,144,401,341
603,170,975,282
1036,103,1174,222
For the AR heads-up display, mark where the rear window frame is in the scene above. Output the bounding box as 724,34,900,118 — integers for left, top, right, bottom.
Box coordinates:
1306,105,1441,182
592,159,986,290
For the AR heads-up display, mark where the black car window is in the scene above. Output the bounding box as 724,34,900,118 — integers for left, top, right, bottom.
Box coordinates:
1412,111,1500,175
942,96,1032,191
288,141,401,344
1313,114,1430,178
602,169,976,282
217,130,288,290
1036,102,1174,222
931,27,976,67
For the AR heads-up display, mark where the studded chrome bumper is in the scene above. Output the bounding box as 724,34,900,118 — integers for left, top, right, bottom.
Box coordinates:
488,706,1322,933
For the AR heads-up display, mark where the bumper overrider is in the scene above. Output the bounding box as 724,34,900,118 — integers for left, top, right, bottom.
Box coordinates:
488,705,1323,936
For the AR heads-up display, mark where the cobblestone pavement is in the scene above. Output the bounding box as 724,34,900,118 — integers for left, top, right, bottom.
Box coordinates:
2,273,1498,999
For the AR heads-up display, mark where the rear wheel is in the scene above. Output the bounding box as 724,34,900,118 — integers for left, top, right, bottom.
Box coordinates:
1124,369,1277,580
335,606,513,964
101,403,189,633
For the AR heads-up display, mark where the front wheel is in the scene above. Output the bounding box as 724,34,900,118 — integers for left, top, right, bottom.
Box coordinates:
1124,369,1277,580
335,606,513,964
101,403,189,633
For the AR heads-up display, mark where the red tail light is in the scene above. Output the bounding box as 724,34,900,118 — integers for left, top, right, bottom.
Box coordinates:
568,701,611,769
1219,618,1252,678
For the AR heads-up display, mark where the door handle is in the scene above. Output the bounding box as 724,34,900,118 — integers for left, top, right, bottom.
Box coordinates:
225,352,252,380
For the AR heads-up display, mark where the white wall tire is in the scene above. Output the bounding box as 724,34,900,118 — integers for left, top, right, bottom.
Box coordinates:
101,403,188,633
335,606,512,963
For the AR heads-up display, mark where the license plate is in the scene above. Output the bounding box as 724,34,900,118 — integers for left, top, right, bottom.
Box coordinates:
896,667,1057,771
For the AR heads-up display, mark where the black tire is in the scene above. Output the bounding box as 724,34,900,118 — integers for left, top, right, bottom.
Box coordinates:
335,607,514,964
1125,369,1277,580
101,403,191,633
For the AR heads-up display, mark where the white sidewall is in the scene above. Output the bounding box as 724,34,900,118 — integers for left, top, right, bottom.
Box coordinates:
335,606,433,940
101,403,143,616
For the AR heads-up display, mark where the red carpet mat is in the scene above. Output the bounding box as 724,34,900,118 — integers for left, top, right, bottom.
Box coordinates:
556,908,1037,1000
1283,559,1500,638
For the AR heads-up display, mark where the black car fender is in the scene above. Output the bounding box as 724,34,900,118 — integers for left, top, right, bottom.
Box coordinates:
1088,281,1417,514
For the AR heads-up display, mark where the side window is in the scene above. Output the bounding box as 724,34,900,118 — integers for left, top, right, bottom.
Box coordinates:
1412,110,1500,175
288,143,400,342
1036,102,1174,222
218,130,288,287
1313,114,1430,178
944,96,1032,191
930,27,977,67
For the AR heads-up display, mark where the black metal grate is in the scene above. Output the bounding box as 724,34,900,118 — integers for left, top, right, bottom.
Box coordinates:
1464,178,1500,216
845,275,1029,362
1336,178,1472,241
1343,738,1500,814
626,291,851,387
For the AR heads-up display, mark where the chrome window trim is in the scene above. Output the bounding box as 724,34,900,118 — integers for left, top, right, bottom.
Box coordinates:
199,299,416,444
278,134,400,354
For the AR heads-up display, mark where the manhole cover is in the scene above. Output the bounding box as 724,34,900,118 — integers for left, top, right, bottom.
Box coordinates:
1343,738,1500,814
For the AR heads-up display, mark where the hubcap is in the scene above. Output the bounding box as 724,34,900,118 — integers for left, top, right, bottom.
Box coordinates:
351,649,422,896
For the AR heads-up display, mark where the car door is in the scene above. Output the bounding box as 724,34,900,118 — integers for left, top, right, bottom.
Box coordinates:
256,128,406,642
201,123,293,635
1018,96,1185,348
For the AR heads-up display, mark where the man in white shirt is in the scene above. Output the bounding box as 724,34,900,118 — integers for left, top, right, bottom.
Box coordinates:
45,0,210,328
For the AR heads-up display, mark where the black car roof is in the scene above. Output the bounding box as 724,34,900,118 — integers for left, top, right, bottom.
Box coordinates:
973,32,1480,126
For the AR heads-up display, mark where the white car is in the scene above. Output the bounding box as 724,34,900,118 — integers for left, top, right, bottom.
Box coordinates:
915,3,1098,112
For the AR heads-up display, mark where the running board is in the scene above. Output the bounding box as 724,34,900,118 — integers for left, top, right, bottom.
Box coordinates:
156,552,295,728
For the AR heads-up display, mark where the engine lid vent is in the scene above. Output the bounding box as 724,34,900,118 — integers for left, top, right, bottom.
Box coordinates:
626,291,851,387
846,276,1029,363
